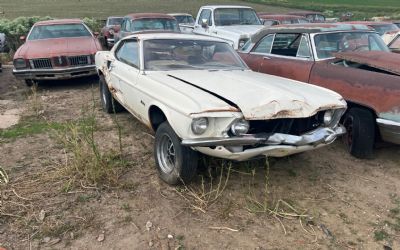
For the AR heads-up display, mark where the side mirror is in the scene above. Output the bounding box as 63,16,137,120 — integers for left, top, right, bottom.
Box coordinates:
20,35,26,41
93,32,100,37
201,19,208,28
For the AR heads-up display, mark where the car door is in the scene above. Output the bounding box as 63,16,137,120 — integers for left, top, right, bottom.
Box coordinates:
193,8,213,36
112,39,143,119
256,33,315,83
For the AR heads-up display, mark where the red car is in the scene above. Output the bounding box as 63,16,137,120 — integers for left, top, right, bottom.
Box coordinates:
13,19,102,86
258,14,309,26
100,16,123,48
344,21,400,36
287,11,325,23
239,23,400,158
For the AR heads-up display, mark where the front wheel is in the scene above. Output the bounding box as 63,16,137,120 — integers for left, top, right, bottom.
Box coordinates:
99,75,123,113
154,122,198,185
342,107,375,159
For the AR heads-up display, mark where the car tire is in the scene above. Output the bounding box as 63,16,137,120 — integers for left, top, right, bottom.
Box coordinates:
99,75,123,113
154,121,198,185
25,80,34,87
342,107,375,159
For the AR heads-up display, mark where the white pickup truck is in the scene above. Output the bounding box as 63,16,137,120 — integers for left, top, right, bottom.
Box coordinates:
192,5,265,49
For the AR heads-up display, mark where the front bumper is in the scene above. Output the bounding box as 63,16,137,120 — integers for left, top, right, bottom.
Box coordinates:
13,65,97,80
107,37,115,45
377,118,400,144
182,126,345,161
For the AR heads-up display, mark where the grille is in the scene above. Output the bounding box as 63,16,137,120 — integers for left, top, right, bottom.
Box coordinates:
31,58,52,69
247,111,324,136
68,55,90,66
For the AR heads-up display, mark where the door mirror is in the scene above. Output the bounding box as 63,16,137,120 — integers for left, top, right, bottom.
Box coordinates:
20,35,26,41
201,19,208,28
93,32,100,37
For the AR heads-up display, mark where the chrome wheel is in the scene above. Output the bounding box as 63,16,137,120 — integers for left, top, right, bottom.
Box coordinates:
157,133,176,174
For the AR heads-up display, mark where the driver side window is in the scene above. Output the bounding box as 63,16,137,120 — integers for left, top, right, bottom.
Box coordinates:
116,40,139,68
198,9,212,26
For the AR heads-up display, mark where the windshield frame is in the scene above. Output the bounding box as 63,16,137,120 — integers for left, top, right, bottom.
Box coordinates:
27,23,93,41
213,7,261,26
141,38,249,71
311,31,389,61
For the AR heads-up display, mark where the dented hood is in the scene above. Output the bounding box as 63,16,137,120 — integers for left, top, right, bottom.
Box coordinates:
334,51,400,76
164,70,345,120
17,37,99,59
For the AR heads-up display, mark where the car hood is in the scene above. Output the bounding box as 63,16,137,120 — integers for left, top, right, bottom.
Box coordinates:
215,25,264,36
334,51,400,76
16,37,99,59
156,69,345,120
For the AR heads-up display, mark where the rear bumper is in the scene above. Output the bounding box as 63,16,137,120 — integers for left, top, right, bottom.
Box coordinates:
183,126,346,161
13,65,97,80
106,38,115,46
377,118,400,144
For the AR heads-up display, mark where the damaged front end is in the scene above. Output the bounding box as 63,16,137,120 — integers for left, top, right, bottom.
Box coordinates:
183,108,346,161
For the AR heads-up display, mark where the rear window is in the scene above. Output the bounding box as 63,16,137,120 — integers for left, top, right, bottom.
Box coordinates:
108,17,123,26
28,24,91,40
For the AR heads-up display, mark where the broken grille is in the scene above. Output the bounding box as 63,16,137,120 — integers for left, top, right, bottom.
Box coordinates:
31,58,52,69
68,55,90,66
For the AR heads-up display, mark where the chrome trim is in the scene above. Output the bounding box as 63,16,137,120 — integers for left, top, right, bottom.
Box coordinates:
182,126,345,147
376,118,400,127
376,118,400,145
12,65,96,80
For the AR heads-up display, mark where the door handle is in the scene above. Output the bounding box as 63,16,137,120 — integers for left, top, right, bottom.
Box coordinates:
263,56,271,60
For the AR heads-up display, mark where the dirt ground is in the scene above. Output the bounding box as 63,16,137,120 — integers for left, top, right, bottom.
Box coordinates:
0,65,399,250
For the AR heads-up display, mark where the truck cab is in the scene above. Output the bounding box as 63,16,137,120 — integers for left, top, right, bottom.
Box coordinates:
193,5,264,49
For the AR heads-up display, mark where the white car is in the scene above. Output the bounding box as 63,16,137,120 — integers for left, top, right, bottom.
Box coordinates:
95,33,346,184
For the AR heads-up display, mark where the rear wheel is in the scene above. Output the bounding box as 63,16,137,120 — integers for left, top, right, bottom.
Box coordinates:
342,107,375,159
154,121,198,185
99,75,123,113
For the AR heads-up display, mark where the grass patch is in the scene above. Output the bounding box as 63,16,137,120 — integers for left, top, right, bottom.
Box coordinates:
244,0,400,19
0,119,65,139
374,230,389,241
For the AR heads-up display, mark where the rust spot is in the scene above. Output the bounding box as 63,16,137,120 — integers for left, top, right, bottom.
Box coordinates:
190,107,239,115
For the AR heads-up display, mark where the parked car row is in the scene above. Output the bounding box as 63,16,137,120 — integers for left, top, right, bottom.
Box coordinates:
10,5,400,185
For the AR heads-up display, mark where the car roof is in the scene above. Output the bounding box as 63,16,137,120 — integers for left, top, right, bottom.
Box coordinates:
34,19,83,26
168,13,193,16
259,14,305,19
201,5,253,10
251,23,373,41
107,16,122,19
124,32,227,43
344,21,395,26
125,13,176,20
287,11,323,15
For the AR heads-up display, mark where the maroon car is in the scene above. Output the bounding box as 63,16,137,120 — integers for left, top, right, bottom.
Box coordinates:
114,13,180,43
344,21,400,36
13,19,102,86
258,14,309,26
100,16,123,48
239,23,400,158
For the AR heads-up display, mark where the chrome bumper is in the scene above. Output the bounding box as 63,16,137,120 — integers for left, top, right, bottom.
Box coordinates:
13,65,97,80
182,126,346,161
377,118,400,144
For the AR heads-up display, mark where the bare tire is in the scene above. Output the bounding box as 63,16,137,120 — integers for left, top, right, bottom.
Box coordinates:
25,79,34,87
154,122,198,185
342,107,375,158
99,75,123,113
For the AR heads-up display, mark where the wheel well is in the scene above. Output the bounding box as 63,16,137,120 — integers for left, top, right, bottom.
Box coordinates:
344,100,381,141
345,101,377,118
149,106,167,132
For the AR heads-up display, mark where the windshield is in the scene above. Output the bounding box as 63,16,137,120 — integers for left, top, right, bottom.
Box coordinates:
214,8,261,26
371,24,399,36
108,17,123,26
314,32,389,59
132,18,180,32
174,15,195,24
143,39,247,71
28,24,91,40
